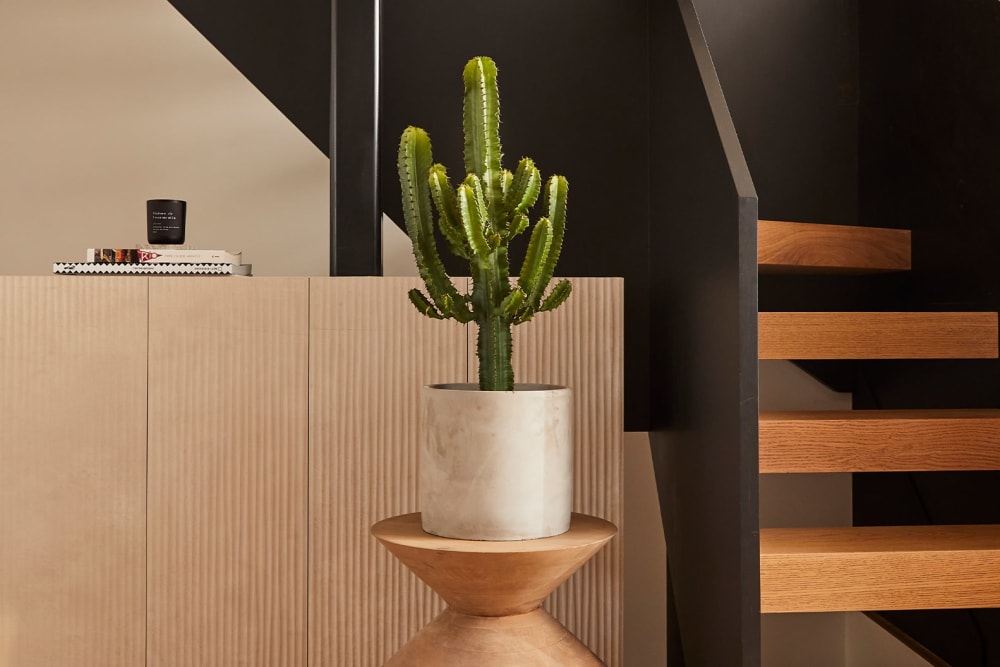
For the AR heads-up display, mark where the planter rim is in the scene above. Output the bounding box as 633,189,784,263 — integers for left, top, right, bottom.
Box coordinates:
426,382,567,392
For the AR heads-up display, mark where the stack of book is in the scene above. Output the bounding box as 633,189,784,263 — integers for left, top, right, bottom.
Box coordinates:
53,247,252,276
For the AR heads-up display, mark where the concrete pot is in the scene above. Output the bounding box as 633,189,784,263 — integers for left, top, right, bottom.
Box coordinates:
420,383,573,540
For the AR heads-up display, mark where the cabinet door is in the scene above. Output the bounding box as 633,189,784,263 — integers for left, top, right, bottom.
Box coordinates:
146,278,309,666
0,277,147,667
308,277,467,666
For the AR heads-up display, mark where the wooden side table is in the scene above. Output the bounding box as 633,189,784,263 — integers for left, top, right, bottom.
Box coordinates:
371,512,617,666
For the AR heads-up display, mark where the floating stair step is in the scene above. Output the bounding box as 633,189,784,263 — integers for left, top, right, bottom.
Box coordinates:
759,311,998,359
760,409,1000,473
758,220,911,273
760,524,1000,613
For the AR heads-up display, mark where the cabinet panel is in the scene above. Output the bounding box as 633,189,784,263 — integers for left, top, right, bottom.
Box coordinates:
0,277,146,667
146,278,309,666
308,277,467,666
0,276,621,665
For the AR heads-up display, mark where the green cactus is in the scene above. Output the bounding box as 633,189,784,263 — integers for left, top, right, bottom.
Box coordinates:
398,56,571,391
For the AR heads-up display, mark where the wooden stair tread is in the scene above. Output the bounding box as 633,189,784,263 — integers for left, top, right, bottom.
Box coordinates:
759,311,999,359
760,524,1000,613
758,220,911,273
760,409,1000,473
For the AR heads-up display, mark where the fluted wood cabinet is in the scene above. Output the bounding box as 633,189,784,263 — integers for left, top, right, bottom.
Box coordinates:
0,276,623,667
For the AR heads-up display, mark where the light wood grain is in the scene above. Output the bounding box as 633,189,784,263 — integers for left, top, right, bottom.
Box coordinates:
374,513,614,666
760,525,1000,613
760,409,1000,472
0,277,146,667
147,278,309,666
372,513,617,616
758,220,911,273
759,311,999,359
384,608,605,666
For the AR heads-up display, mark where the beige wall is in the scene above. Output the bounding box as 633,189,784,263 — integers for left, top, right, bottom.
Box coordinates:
0,0,329,276
623,431,669,666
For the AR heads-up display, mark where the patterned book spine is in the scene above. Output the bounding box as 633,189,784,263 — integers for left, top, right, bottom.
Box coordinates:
87,249,243,264
54,262,251,276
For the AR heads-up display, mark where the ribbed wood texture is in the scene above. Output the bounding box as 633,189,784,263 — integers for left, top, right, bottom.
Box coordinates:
308,277,467,667
759,311,999,359
760,525,1000,612
0,277,146,667
758,220,911,273
372,513,617,617
147,278,309,666
309,277,623,666
372,513,616,665
1,277,622,665
760,409,1000,472
475,278,625,665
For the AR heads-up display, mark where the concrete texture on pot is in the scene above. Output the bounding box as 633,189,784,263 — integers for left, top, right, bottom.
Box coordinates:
420,383,573,540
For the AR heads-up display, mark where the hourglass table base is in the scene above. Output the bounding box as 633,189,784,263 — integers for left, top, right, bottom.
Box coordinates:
372,512,617,667
385,607,602,666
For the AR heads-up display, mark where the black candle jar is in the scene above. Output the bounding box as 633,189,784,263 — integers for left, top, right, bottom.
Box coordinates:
146,199,186,244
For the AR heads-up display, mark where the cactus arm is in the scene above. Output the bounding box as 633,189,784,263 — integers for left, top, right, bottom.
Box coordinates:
504,158,542,222
528,175,568,307
510,212,529,238
397,126,467,318
539,279,572,312
408,288,445,319
542,175,569,270
501,169,513,200
500,287,526,317
428,164,470,259
457,181,492,259
518,216,553,307
462,57,504,228
463,174,492,235
398,126,434,245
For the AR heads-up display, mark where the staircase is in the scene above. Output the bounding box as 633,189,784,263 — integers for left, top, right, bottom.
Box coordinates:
756,219,1000,615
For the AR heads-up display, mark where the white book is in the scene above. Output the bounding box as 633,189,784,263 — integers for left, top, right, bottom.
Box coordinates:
86,247,243,264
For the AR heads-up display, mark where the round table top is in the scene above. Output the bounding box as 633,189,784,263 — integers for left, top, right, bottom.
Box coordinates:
371,512,617,554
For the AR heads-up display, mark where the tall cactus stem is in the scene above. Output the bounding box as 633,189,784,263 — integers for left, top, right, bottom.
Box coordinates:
477,313,514,391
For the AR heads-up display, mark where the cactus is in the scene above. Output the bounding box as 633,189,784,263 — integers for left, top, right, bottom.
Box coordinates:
398,56,571,391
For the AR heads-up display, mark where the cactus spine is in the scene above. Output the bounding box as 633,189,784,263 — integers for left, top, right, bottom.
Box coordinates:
398,56,571,391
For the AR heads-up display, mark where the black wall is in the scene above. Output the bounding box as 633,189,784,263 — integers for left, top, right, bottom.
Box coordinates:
688,0,893,318
379,1,652,429
693,0,859,227
860,0,1000,310
857,2,1000,664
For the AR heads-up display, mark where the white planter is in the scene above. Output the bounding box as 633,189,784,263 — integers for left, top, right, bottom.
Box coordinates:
420,383,573,540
